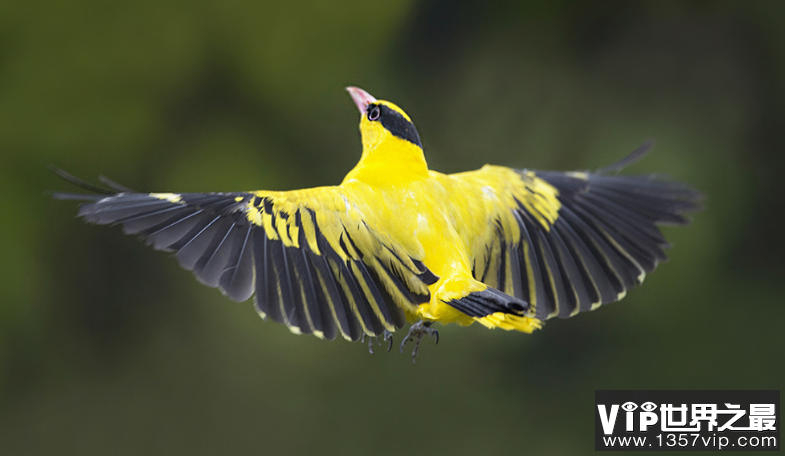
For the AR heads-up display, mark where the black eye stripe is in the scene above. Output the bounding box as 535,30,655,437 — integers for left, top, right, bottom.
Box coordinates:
374,105,422,148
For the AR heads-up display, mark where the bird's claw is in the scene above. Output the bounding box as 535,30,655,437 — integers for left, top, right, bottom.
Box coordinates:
364,330,394,354
399,320,439,363
383,330,394,352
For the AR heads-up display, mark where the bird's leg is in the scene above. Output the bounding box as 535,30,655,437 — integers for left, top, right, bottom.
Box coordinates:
383,330,394,352
399,320,439,363
364,330,394,354
360,333,375,354
365,334,374,354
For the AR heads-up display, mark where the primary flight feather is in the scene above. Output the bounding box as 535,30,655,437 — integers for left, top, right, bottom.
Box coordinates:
55,87,702,359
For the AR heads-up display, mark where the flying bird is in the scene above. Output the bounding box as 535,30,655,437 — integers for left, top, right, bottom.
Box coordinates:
54,87,702,362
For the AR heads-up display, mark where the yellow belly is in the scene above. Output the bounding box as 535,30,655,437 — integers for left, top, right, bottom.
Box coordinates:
340,167,544,333
343,172,482,325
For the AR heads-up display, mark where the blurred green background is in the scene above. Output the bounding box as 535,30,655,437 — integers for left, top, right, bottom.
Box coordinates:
1,1,783,454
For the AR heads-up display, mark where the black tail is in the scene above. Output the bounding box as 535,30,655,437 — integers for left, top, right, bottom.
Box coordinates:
445,286,529,318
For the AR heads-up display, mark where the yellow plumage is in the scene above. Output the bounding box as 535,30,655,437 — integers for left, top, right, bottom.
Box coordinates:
55,87,701,356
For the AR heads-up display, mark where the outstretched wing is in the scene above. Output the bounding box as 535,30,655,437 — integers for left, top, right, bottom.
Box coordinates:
55,180,437,341
453,145,702,321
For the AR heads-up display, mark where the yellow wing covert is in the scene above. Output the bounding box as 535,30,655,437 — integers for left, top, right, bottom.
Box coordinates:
453,159,702,321
65,187,438,341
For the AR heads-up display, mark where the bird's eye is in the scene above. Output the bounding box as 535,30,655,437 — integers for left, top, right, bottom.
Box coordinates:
367,105,381,121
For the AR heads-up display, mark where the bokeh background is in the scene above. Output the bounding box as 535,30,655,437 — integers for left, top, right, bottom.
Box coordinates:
1,1,783,454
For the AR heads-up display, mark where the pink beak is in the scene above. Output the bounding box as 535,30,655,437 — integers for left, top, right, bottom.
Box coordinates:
346,86,377,114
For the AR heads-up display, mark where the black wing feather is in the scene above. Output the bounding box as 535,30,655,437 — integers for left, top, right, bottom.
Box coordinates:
220,224,255,302
513,208,550,318
530,154,701,318
544,225,590,317
55,173,438,340
471,145,701,321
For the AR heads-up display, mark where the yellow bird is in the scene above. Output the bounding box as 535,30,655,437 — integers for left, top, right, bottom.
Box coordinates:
55,87,701,361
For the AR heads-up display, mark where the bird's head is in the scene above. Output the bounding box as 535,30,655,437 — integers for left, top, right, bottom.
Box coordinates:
346,87,425,171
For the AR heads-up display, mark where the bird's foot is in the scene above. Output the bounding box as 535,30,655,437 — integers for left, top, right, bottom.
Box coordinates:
399,320,439,363
362,330,394,354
